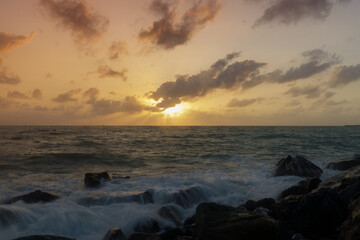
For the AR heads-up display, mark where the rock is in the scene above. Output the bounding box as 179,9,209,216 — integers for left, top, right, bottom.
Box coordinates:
326,154,360,171
241,198,275,211
158,205,182,226
0,207,19,227
279,178,321,200
195,202,282,240
5,190,59,204
128,233,155,240
273,155,323,178
183,214,195,225
337,198,360,240
169,186,207,209
13,236,77,240
133,218,160,233
254,207,270,215
292,233,306,240
84,172,110,187
272,188,347,239
103,227,126,240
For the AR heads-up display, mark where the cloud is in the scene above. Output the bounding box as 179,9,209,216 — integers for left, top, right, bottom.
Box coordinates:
108,41,129,60
0,71,21,85
139,0,221,49
88,96,144,115
7,91,29,99
39,0,109,44
32,89,43,99
254,0,333,27
149,52,266,108
329,64,360,87
53,88,81,103
95,65,128,81
33,106,49,111
83,87,99,104
0,32,36,54
285,85,323,99
0,97,13,109
227,97,264,107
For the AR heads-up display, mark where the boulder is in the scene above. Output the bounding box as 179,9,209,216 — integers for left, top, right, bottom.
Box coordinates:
337,198,360,240
272,188,347,239
272,155,323,178
13,236,77,240
158,205,182,226
183,214,195,225
326,154,360,171
0,207,19,227
279,178,321,200
195,202,282,240
167,186,207,209
133,218,160,233
5,190,59,204
84,172,110,187
159,225,195,240
240,198,276,211
103,227,127,240
128,233,155,240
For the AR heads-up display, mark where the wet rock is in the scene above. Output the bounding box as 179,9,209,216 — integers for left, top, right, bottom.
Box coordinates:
160,225,195,240
272,155,323,178
170,186,207,209
103,227,126,240
254,207,270,215
320,166,360,189
337,198,360,240
5,190,59,204
158,205,182,226
241,198,275,211
0,207,19,227
13,236,77,240
279,178,321,200
128,233,155,240
195,202,282,240
272,188,347,239
133,218,160,233
326,154,360,171
183,214,195,225
292,233,306,240
84,172,110,187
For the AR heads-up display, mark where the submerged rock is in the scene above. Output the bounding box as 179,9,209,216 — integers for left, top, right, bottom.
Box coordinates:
240,198,275,211
337,198,360,240
195,202,282,240
158,205,182,226
279,178,321,200
13,235,77,240
0,207,19,227
5,190,59,204
133,218,160,233
84,172,110,187
272,188,347,239
326,154,360,171
103,227,126,240
128,233,155,240
272,155,323,178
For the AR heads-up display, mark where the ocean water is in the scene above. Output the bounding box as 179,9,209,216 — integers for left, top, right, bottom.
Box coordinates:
0,126,359,240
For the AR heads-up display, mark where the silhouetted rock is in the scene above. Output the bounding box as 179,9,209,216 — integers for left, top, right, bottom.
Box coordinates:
13,236,77,240
291,233,306,240
326,154,360,171
159,225,195,240
168,186,207,209
337,198,360,240
273,155,323,178
272,188,347,239
84,172,110,187
195,202,282,240
158,205,182,226
279,178,321,200
240,198,276,211
183,214,195,225
128,233,155,240
133,218,160,233
0,207,18,227
5,190,59,204
103,227,126,240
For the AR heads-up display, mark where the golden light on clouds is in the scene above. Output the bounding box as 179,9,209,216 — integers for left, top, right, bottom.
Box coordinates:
162,103,189,117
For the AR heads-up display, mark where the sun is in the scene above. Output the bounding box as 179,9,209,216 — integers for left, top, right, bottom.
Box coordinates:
163,104,187,117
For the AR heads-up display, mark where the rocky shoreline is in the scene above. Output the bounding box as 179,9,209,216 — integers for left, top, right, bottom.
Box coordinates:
2,154,360,240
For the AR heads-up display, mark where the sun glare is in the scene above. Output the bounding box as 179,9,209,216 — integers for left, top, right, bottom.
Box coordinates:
163,104,187,117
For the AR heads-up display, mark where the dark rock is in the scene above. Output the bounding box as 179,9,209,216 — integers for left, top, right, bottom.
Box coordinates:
159,225,195,240
84,172,110,187
0,207,19,227
272,188,347,239
13,236,77,240
5,190,59,204
183,214,195,225
279,178,321,200
337,198,360,240
241,198,276,211
195,202,282,240
326,154,360,171
158,205,182,226
128,233,155,240
273,155,323,178
320,166,360,189
279,185,306,200
292,233,306,240
254,207,270,215
133,218,160,233
161,186,207,209
103,227,126,240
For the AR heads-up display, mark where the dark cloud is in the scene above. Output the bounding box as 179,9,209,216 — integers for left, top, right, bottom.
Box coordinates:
32,89,43,99
88,96,144,116
39,0,109,43
53,89,81,103
33,106,49,111
95,65,128,81
0,70,21,85
108,41,129,60
0,32,36,54
227,97,264,107
329,64,360,87
285,85,323,99
254,0,333,27
139,0,221,49
149,52,266,109
7,91,29,99
83,87,99,104
244,49,341,88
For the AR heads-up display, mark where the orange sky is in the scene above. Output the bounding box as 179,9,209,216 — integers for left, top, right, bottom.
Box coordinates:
0,0,360,125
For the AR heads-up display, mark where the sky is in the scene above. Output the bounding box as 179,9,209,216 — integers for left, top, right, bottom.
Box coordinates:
0,0,360,125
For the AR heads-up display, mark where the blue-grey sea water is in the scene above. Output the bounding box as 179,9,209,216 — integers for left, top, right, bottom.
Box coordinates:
0,126,359,239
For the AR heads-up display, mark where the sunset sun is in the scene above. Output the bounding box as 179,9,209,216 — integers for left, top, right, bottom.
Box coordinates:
163,104,187,117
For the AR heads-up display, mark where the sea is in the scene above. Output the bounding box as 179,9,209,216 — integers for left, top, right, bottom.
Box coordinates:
0,126,359,240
